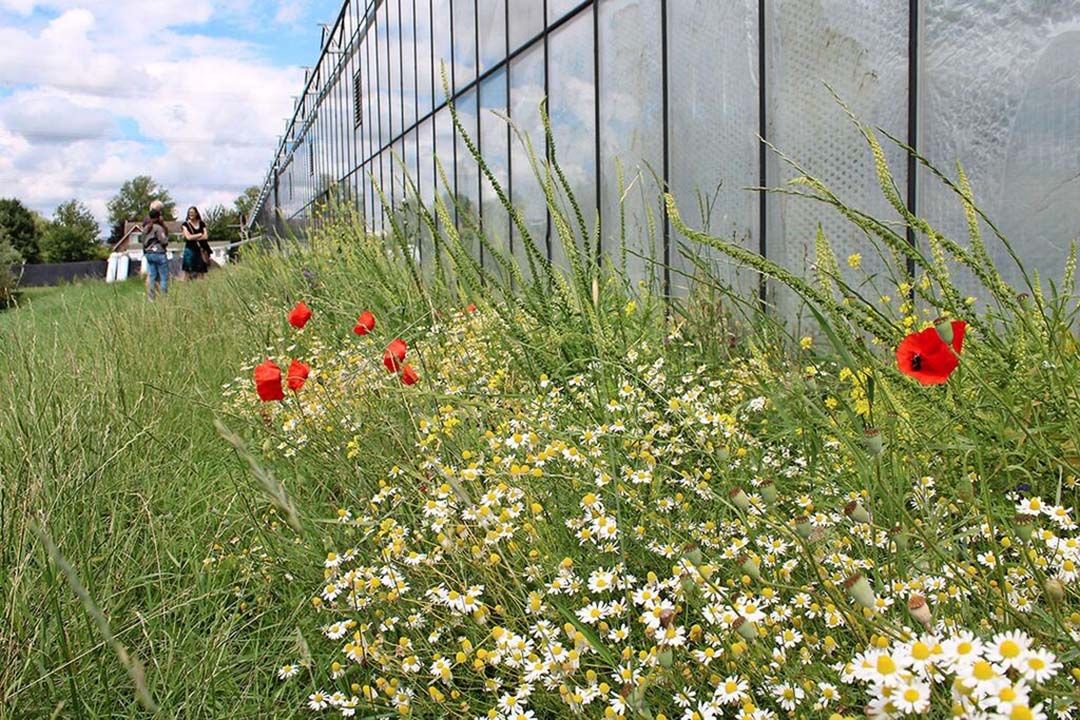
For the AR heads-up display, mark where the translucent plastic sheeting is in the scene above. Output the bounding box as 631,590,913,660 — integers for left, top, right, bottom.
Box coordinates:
599,0,664,291
667,0,759,300
480,69,511,275
548,6,597,274
509,41,548,279
921,2,1080,298
766,0,909,326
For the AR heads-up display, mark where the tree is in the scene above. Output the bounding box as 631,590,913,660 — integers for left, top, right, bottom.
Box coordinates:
0,227,21,305
0,198,41,263
234,186,261,225
106,177,176,243
204,204,242,248
40,200,103,262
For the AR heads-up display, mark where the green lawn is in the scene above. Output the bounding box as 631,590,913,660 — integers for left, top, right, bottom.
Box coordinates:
0,269,314,717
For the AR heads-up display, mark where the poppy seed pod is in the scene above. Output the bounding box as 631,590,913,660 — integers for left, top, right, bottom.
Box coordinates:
907,593,932,630
737,554,761,581
844,573,876,609
759,480,778,505
863,428,883,456
1015,514,1035,542
732,616,757,641
844,500,871,525
683,545,703,566
727,487,751,512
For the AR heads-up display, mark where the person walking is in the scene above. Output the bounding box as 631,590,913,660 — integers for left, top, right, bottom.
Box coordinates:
142,203,170,300
181,206,211,280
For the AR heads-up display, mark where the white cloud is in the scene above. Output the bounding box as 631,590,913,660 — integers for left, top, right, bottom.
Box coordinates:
0,2,309,230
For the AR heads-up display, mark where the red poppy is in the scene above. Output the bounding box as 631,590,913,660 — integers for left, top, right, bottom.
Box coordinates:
288,301,312,329
466,303,477,314
353,310,376,336
400,363,419,386
896,320,966,385
383,338,407,373
254,359,284,401
286,359,310,391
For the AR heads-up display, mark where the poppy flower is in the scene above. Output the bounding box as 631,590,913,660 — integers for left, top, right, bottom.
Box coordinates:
254,359,284,401
286,359,310,391
896,320,966,385
383,338,407,373
353,310,376,336
288,301,312,329
466,303,477,314
400,363,419,386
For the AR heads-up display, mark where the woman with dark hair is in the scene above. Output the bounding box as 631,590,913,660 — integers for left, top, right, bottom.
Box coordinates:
181,206,211,280
142,204,170,300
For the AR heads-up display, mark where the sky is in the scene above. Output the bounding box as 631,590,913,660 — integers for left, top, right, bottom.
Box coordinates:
0,0,342,231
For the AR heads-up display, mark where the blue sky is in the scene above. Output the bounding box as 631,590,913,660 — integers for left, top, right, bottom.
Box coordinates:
0,0,343,230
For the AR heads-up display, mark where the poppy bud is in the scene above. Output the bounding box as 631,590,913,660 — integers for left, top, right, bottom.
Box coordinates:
286,359,310,391
659,608,676,629
934,317,954,345
732,616,757,641
383,338,408,372
956,477,974,502
1015,514,1035,542
400,364,419,386
353,310,376,336
863,428,883,456
737,554,761,581
1045,578,1066,604
759,480,778,505
844,500,871,525
795,516,812,540
727,487,751,512
844,573,876,609
907,593,932,630
658,648,674,668
288,301,312,329
254,359,284,402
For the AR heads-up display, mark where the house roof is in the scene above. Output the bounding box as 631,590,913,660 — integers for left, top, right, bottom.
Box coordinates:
112,220,232,252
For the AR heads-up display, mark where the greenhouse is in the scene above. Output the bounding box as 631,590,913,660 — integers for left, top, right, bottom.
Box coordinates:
250,0,1080,301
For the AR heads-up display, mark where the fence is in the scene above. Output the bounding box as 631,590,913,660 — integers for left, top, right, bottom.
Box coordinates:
14,261,107,288
249,0,1080,306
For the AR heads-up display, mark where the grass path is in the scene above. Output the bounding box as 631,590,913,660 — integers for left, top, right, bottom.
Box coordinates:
1,273,312,717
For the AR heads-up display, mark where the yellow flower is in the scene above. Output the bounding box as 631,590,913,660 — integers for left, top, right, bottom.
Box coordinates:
847,253,862,269
799,336,813,350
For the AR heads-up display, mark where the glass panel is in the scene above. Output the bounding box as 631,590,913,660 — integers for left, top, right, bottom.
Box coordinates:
480,69,510,275
415,0,434,116
548,0,582,24
400,0,417,131
766,0,909,320
455,89,481,261
510,40,548,273
667,0,758,297
599,0,663,288
401,129,422,264
477,0,506,74
384,0,400,140
432,0,453,101
453,0,477,92
507,0,544,55
548,7,596,274
434,105,455,214
376,3,390,144
418,117,437,269
922,2,1080,296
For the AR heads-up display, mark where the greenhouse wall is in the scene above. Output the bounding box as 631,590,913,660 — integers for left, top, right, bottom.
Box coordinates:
250,0,1080,300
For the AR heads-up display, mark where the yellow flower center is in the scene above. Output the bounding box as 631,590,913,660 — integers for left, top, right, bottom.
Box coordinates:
911,642,931,660
876,656,897,675
999,640,1021,659
903,688,920,703
972,660,995,681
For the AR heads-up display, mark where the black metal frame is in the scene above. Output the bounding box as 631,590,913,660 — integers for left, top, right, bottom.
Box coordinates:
254,0,928,294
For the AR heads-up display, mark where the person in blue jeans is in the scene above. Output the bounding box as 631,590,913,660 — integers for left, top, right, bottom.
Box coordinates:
142,206,171,300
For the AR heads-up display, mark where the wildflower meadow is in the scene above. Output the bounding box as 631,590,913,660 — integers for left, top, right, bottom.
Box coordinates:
4,106,1080,720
